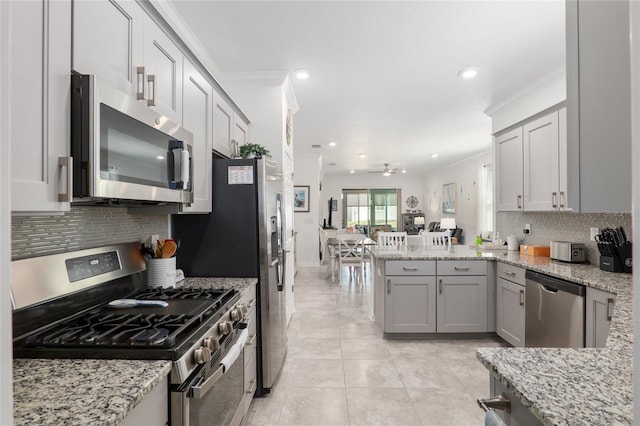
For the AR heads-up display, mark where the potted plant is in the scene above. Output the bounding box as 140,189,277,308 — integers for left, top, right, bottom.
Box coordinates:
239,143,270,159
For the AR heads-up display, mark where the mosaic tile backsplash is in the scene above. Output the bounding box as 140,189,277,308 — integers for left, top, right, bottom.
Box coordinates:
12,207,169,260
496,211,632,264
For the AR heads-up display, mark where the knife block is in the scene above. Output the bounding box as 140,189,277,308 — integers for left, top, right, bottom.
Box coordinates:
599,243,632,273
599,255,624,273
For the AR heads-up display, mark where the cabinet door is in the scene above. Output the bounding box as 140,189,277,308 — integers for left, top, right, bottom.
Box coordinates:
385,276,436,333
496,278,525,347
143,17,183,124
180,58,212,213
73,0,144,97
234,117,249,146
8,0,71,212
585,287,616,348
495,128,523,211
523,111,559,211
557,107,571,211
437,276,488,333
213,93,234,156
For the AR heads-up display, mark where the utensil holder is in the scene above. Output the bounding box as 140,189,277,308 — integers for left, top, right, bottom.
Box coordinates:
615,243,632,273
146,257,177,287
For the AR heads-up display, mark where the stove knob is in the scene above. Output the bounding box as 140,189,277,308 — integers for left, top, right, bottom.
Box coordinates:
231,308,242,321
218,321,232,335
193,347,212,365
203,337,220,351
239,304,249,315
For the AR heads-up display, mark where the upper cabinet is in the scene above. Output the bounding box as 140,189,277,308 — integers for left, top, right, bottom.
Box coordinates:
496,108,569,212
212,92,249,156
74,0,183,124
5,0,72,213
566,0,631,213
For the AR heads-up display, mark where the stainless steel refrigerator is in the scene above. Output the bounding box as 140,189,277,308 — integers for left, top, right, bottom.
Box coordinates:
172,157,287,394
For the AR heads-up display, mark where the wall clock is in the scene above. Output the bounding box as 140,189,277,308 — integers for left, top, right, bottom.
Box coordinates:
406,195,418,209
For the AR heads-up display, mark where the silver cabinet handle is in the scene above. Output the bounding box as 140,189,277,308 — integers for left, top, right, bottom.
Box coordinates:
58,156,72,202
136,66,145,100
247,299,257,309
247,333,256,346
387,279,391,294
552,192,558,208
147,74,156,106
559,191,565,208
517,195,522,209
503,271,516,277
246,379,257,394
439,279,443,294
519,289,525,306
607,298,615,321
454,266,469,271
402,266,419,271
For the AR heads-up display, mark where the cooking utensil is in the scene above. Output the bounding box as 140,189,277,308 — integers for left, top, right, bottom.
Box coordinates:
140,244,155,260
108,299,169,309
161,239,178,258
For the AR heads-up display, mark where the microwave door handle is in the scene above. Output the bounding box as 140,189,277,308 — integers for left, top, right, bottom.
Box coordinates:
181,148,190,188
167,140,185,189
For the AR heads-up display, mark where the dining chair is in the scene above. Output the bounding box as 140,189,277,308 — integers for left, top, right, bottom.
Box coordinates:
318,226,334,279
419,229,451,248
377,231,408,248
337,233,366,284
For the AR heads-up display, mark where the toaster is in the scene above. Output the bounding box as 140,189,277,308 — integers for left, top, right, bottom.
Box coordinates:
550,241,586,263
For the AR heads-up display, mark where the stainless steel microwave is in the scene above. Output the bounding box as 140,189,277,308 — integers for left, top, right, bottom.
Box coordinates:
71,73,193,205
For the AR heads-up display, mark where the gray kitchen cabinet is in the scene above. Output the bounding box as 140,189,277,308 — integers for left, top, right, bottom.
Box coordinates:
585,287,616,348
496,263,526,347
180,57,213,213
487,374,543,426
436,260,488,333
236,284,257,424
566,0,631,213
496,108,569,212
119,375,168,426
213,91,249,157
5,0,72,213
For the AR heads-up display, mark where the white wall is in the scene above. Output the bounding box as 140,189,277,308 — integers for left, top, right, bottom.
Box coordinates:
321,173,425,230
422,151,492,244
293,155,322,266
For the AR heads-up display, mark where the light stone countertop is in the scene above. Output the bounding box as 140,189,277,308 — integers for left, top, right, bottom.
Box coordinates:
370,244,633,425
13,278,256,426
13,358,171,426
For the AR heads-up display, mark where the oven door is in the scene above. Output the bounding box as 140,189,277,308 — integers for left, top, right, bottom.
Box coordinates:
71,73,193,204
172,328,248,426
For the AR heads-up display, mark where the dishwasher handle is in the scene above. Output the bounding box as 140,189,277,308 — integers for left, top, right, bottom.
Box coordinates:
525,269,585,296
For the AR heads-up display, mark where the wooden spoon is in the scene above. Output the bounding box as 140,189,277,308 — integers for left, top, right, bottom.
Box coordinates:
161,239,178,258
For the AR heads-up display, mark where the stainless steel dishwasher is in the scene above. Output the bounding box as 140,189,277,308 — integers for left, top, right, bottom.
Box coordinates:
525,270,585,347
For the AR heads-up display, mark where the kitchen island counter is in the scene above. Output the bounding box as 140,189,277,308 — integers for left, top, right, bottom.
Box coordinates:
13,358,171,426
370,245,633,425
181,276,257,297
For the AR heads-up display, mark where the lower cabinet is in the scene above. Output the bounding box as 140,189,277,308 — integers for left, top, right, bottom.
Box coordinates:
235,283,257,424
496,277,526,347
120,375,168,426
585,287,616,348
383,260,488,334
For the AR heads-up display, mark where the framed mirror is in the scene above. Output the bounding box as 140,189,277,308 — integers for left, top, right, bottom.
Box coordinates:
442,183,456,214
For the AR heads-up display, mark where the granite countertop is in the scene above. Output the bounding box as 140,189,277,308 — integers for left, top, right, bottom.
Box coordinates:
370,244,633,425
13,359,171,426
181,277,258,296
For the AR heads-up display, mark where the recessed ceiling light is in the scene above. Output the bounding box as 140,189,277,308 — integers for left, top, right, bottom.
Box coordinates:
358,153,366,158
401,169,407,174
294,69,310,80
157,155,165,160
458,67,479,79
349,170,355,174
431,153,439,158
328,142,337,147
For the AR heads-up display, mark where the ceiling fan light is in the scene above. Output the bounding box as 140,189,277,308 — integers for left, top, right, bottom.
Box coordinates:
328,142,337,147
401,169,407,173
349,170,355,174
383,171,391,177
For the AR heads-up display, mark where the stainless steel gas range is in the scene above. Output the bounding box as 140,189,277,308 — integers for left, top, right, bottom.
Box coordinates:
12,243,251,426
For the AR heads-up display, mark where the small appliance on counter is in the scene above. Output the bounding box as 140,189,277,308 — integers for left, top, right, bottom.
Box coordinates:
519,245,550,257
550,241,586,263
595,227,632,273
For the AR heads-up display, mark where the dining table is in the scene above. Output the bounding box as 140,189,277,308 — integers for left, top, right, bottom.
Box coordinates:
321,229,377,282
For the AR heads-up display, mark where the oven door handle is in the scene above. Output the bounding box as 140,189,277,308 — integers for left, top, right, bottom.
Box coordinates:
191,329,249,399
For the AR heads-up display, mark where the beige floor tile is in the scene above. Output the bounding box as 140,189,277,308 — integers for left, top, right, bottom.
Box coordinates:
384,339,442,359
287,337,343,359
278,387,350,426
346,388,422,426
393,357,467,389
343,359,404,388
290,325,341,339
407,387,485,426
340,338,391,359
243,391,285,425
281,358,345,388
339,321,382,339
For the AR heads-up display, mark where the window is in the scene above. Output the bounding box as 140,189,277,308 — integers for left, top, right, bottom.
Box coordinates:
479,164,494,238
369,189,398,230
343,190,369,228
342,189,399,235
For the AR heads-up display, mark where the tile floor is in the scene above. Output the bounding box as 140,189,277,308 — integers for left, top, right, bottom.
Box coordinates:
245,266,506,426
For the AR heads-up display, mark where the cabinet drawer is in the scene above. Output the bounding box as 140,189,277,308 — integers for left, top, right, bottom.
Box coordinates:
386,261,435,275
437,260,486,276
244,307,257,365
497,262,526,286
244,350,257,395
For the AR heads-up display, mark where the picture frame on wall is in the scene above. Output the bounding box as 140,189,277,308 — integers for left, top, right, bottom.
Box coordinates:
442,182,456,214
294,186,310,212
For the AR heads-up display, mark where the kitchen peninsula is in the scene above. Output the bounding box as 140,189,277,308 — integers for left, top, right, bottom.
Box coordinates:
369,245,633,425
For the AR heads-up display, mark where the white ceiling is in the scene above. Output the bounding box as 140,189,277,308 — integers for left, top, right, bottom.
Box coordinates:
171,0,566,176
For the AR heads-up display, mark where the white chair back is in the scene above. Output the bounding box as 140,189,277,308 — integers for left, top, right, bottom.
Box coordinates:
377,231,408,248
337,233,366,261
420,230,451,248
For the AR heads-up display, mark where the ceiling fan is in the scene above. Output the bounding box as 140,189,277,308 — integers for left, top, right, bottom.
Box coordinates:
368,163,401,176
